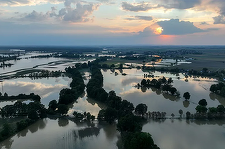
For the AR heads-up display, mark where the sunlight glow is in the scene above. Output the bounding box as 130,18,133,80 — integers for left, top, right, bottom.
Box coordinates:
155,27,163,35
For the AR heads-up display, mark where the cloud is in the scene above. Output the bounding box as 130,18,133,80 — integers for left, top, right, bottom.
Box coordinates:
0,0,62,6
121,0,201,12
138,26,155,36
121,2,153,12
213,15,225,24
158,0,201,9
200,21,209,25
125,16,153,21
96,0,115,4
16,1,99,23
157,19,204,35
59,2,99,22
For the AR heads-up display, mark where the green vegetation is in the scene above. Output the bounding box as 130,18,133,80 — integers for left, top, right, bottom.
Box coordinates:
0,93,41,102
210,82,225,97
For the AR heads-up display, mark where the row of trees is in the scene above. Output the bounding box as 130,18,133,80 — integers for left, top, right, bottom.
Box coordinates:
58,67,85,105
0,93,41,102
86,66,159,149
210,82,225,97
0,101,47,119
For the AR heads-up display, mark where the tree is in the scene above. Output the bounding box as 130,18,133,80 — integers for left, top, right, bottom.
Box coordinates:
183,92,190,100
161,77,167,84
104,108,118,124
169,87,177,95
167,78,173,84
210,84,217,93
141,79,147,86
198,99,207,107
57,104,69,115
4,92,8,98
217,105,225,113
179,109,183,117
196,105,207,113
171,113,175,118
135,104,147,117
186,111,191,119
117,115,142,133
1,123,11,137
208,107,217,113
162,84,171,93
48,100,58,111
28,110,39,120
123,132,159,149
97,109,105,121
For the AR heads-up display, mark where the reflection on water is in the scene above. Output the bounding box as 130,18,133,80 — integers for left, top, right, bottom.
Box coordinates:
0,118,119,149
143,119,225,149
0,77,71,107
102,69,225,115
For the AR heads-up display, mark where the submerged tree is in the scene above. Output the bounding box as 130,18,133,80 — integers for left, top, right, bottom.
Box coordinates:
183,92,190,100
135,104,147,117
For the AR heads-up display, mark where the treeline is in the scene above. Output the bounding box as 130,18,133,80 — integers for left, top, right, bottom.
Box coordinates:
0,93,41,102
47,66,85,115
139,77,179,96
86,67,159,149
210,82,225,97
185,99,225,119
0,101,46,119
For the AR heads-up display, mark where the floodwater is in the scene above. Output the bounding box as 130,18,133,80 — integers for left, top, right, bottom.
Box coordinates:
0,118,119,149
0,52,94,74
0,77,71,107
102,69,224,115
142,119,225,149
1,54,225,149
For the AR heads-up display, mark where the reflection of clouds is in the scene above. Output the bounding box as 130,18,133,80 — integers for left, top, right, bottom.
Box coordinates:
103,83,116,91
120,77,141,86
3,81,67,99
143,120,225,149
68,97,101,117
119,88,143,96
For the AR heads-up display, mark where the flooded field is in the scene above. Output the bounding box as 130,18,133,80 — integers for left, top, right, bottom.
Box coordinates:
0,119,119,149
102,69,223,115
0,53,225,149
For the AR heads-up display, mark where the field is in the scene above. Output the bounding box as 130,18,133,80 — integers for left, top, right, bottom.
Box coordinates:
175,49,225,71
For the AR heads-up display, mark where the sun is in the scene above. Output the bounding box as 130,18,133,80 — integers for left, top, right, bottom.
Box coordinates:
155,27,163,35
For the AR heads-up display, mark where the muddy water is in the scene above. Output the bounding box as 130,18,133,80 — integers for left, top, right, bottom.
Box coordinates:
0,77,71,107
0,118,119,149
102,69,224,115
143,119,225,149
1,68,225,149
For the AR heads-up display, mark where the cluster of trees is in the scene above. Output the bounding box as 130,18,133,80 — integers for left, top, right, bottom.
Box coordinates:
58,67,85,105
0,101,47,119
86,67,160,148
48,66,85,115
0,123,12,142
73,111,95,121
86,67,105,100
139,77,179,95
192,99,225,119
210,82,225,97
0,93,41,102
117,114,160,149
27,70,62,78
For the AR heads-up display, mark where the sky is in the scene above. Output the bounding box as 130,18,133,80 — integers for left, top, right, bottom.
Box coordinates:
0,0,225,45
